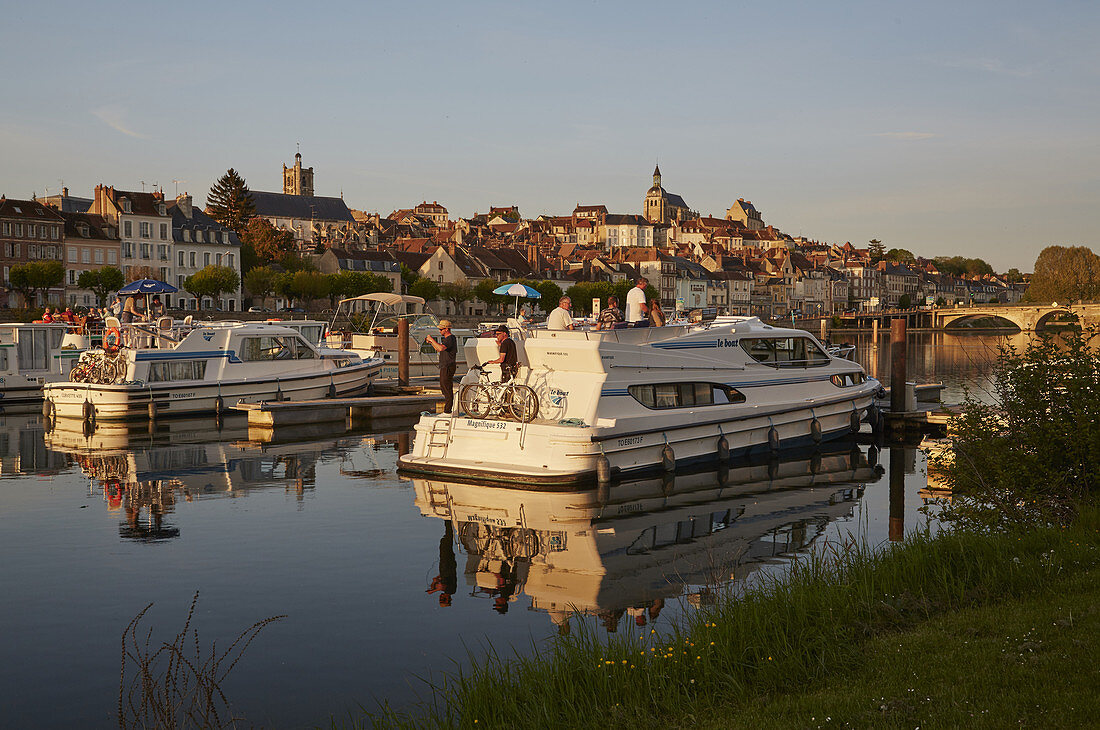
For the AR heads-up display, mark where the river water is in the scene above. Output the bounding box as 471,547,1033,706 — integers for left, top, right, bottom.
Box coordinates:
0,332,1021,728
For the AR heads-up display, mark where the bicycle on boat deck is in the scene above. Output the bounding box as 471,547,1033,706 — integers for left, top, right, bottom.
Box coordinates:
458,365,539,423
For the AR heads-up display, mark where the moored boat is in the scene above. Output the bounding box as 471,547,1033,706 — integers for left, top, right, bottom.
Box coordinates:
43,320,383,422
398,316,880,486
0,323,89,412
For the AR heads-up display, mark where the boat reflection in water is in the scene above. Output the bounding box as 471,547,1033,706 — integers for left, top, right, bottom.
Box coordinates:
0,414,72,477
44,416,399,541
413,441,883,630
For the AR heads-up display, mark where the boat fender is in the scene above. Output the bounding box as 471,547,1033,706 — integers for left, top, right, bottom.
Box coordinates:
661,444,675,473
82,400,95,425
215,396,224,416
275,380,283,402
328,380,337,399
596,454,611,485
850,410,861,433
43,399,55,420
148,400,157,421
716,434,730,464
810,452,822,474
596,479,610,507
768,426,780,452
810,417,822,443
868,444,880,468
849,445,862,471
767,457,779,481
103,327,121,353
717,462,730,486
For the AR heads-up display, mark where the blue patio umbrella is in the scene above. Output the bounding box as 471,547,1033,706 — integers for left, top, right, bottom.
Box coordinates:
117,278,179,295
492,283,541,317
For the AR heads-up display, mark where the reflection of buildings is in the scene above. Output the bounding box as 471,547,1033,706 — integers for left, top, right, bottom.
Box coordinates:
0,415,71,476
45,418,395,541
413,443,882,629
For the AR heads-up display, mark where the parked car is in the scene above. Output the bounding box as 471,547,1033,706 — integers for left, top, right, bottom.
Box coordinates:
248,306,273,313
281,307,305,313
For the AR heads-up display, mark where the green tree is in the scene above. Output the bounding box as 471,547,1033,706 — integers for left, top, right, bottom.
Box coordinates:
409,277,441,302
474,279,508,312
898,293,912,309
243,266,279,309
206,168,256,234
239,217,296,270
439,279,474,314
327,271,392,307
885,248,915,262
1005,268,1023,283
1023,246,1100,303
77,266,125,306
934,256,995,277
534,280,563,313
183,265,240,308
867,239,886,263
9,260,64,307
290,271,331,310
399,264,419,293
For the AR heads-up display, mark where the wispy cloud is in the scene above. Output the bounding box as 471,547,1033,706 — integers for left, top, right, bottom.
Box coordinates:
874,132,938,140
92,105,147,139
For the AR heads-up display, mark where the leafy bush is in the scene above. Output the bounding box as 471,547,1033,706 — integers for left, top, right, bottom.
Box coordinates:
932,327,1100,529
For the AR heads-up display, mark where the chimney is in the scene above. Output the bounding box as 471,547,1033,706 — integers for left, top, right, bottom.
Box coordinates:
177,194,193,219
447,240,456,257
527,244,537,267
62,187,68,197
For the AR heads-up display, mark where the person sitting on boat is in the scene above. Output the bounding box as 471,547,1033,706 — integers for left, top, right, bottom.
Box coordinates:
41,307,54,323
59,307,76,326
547,296,575,330
595,296,624,330
149,295,166,319
648,299,666,327
482,325,518,382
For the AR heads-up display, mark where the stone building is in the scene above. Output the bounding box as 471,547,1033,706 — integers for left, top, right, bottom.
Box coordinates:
0,196,66,306
283,152,314,196
725,198,765,230
167,194,242,311
60,212,121,306
643,165,694,224
88,186,173,294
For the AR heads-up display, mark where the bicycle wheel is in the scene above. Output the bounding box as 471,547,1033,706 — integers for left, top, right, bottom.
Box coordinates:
506,384,539,423
460,384,492,419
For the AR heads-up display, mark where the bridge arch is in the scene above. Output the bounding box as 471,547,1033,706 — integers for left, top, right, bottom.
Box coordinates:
940,312,1024,330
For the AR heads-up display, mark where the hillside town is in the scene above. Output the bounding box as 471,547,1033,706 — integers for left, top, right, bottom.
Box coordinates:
0,153,1026,316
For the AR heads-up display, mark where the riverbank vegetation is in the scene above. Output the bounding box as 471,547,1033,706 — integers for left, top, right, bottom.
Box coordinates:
361,329,1099,729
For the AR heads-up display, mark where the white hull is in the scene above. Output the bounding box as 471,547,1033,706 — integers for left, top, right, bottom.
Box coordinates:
399,317,880,486
46,360,381,421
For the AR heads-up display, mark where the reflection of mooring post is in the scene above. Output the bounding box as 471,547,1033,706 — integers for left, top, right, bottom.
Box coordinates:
397,431,410,457
397,317,410,387
889,446,905,542
872,318,878,344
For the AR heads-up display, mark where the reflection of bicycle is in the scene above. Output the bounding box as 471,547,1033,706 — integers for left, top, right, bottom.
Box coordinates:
458,366,539,423
458,521,541,560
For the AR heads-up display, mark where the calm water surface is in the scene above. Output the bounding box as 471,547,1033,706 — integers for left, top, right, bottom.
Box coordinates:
0,332,1014,728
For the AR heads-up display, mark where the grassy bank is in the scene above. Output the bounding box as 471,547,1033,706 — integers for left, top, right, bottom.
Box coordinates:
365,506,1099,729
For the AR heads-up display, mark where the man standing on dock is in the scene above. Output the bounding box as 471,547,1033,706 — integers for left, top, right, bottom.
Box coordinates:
424,320,458,414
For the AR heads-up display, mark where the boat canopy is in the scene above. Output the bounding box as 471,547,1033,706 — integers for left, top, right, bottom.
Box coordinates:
337,293,425,307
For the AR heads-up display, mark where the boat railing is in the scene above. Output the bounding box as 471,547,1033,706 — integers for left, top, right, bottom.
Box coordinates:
526,323,694,346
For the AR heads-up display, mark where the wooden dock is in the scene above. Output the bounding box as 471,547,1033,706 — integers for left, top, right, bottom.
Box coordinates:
235,394,442,428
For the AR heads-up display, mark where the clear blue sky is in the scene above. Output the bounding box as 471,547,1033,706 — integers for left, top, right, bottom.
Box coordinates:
2,1,1097,271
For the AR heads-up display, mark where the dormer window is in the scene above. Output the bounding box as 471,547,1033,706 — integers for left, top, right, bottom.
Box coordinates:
121,198,131,213
158,203,166,215
78,224,90,237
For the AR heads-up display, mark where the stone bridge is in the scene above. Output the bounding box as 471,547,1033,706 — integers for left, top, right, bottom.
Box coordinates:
935,303,1100,331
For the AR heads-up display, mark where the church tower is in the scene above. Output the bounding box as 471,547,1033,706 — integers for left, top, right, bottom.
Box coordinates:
644,163,667,223
283,152,314,197
652,163,661,189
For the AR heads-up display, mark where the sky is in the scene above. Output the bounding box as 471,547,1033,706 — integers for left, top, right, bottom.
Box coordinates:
1,0,1097,272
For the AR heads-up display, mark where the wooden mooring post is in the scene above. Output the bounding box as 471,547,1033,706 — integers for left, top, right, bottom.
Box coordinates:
397,317,410,387
890,318,907,414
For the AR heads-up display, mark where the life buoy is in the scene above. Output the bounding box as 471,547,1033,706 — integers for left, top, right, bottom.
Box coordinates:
103,327,121,353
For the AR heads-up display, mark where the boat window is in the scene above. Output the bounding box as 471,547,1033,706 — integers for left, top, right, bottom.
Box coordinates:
239,336,298,361
628,382,746,410
830,372,867,387
296,325,323,344
148,360,208,382
16,328,50,370
740,337,830,368
0,347,7,370
295,336,316,359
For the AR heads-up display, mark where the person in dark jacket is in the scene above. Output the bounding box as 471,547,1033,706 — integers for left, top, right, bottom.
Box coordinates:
424,319,458,413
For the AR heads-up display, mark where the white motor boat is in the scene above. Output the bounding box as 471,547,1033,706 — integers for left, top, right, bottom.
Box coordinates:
0,323,89,412
398,316,880,486
326,293,474,378
43,320,384,422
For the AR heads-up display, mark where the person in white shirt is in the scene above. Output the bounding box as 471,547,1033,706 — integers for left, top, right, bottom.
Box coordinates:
546,296,575,330
626,277,649,324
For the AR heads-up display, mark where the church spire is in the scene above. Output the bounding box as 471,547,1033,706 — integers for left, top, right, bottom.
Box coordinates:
652,163,662,189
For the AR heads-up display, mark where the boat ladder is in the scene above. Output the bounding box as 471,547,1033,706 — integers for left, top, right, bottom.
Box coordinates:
426,417,454,459
426,482,450,510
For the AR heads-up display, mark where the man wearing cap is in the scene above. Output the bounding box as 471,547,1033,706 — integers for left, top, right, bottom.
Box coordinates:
425,320,458,413
482,325,519,382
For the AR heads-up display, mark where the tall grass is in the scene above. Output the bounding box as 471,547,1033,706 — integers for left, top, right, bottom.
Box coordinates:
117,592,284,729
363,508,1100,729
